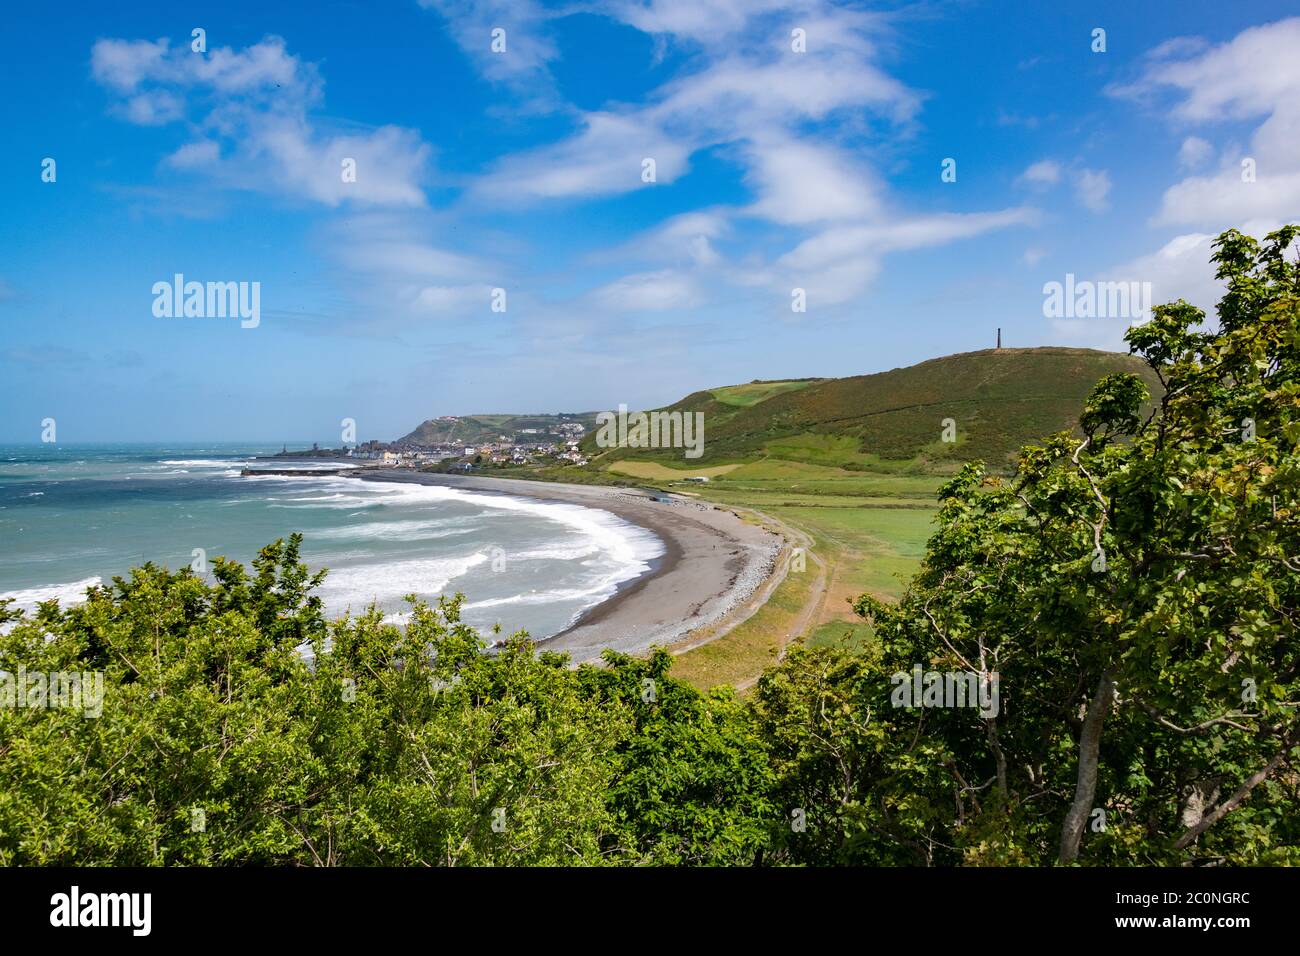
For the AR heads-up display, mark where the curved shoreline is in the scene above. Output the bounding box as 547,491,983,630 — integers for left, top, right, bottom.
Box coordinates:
354,470,784,663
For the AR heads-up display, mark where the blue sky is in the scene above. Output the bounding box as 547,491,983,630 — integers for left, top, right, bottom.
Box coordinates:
2,0,1299,443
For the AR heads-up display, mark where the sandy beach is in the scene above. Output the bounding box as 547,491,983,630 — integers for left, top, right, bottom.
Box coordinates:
358,470,785,663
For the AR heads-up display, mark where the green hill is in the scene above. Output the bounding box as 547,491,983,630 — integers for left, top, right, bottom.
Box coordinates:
584,347,1162,473
398,412,600,447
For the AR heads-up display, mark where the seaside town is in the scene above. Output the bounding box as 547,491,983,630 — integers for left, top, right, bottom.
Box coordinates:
275,416,591,471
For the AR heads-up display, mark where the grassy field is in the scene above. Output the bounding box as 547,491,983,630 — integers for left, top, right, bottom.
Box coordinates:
709,459,945,497
668,472,940,691
607,460,742,480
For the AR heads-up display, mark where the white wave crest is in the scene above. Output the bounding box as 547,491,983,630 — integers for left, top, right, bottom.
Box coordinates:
317,552,489,612
312,519,477,542
0,576,102,614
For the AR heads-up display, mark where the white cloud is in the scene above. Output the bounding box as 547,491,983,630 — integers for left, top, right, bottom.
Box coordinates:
121,90,185,125
1106,232,1221,315
242,119,430,207
650,48,920,134
196,40,315,95
416,0,560,110
1154,168,1300,228
163,140,220,170
346,238,493,282
1018,160,1109,212
781,207,1037,263
1112,17,1300,229
599,0,794,44
408,284,499,315
1017,159,1062,188
90,38,173,92
741,137,881,225
594,209,732,267
1178,136,1213,169
472,112,691,202
319,213,505,324
1142,36,1212,63
1118,19,1300,126
459,0,1035,313
774,207,1038,306
92,36,429,208
654,211,730,266
1075,169,1111,212
468,0,920,207
92,36,320,102
587,270,705,312
1083,20,1300,353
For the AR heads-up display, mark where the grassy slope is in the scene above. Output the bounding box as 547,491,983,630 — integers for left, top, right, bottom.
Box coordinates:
709,379,824,407
587,347,1161,473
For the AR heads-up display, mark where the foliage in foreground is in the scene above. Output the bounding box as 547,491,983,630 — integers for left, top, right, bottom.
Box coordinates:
0,541,774,866
856,226,1300,865
1,228,1297,866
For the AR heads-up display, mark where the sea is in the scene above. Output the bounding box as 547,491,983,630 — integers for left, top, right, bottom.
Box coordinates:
0,443,664,641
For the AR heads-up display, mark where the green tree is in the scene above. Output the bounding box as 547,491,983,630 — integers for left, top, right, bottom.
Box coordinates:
750,646,955,864
586,648,777,865
856,226,1300,865
0,538,781,866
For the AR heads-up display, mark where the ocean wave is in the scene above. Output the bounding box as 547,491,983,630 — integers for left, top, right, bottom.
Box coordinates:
311,519,477,542
317,552,489,612
323,478,664,622
508,543,603,562
462,581,616,611
342,478,664,566
267,498,384,510
0,576,102,613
